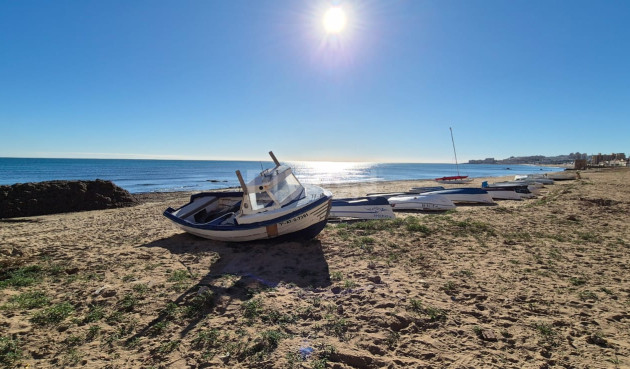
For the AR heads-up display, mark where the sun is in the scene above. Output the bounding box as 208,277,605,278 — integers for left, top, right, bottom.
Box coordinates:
323,7,347,34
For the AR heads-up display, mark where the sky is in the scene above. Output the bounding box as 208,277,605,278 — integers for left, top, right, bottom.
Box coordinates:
1,0,629,163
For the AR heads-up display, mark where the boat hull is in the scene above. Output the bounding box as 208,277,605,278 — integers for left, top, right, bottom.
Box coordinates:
409,186,445,193
330,197,395,219
423,188,495,204
435,178,474,184
484,188,522,200
388,194,456,211
164,189,332,242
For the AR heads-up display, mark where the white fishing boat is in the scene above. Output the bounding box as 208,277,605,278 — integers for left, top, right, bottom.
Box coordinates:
388,193,456,211
487,181,543,189
409,186,445,193
330,197,395,219
483,187,522,200
163,152,332,242
482,181,538,198
423,188,495,204
513,175,554,185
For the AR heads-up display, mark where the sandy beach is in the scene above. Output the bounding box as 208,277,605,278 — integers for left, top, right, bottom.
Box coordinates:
1,168,629,368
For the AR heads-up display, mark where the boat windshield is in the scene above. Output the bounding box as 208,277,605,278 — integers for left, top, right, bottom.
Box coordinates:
247,192,270,212
269,173,302,205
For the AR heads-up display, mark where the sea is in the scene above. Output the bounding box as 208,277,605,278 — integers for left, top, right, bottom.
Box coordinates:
0,158,564,194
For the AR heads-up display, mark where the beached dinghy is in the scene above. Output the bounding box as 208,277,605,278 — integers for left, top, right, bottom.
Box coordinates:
436,127,473,184
388,193,456,211
422,188,495,204
409,186,445,193
483,187,522,200
513,175,555,185
486,181,543,194
365,192,411,199
330,197,395,219
435,175,473,184
163,152,332,242
482,182,537,198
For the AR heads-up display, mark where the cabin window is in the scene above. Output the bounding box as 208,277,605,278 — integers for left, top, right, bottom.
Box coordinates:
269,174,302,205
247,192,269,211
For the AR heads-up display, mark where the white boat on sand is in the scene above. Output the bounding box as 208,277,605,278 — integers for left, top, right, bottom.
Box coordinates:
482,181,538,198
163,152,332,242
514,175,554,185
409,186,445,193
423,188,495,205
388,194,456,211
330,197,395,219
483,187,522,201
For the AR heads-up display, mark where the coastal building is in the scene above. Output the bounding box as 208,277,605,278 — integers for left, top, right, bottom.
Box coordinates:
468,158,496,164
590,153,627,167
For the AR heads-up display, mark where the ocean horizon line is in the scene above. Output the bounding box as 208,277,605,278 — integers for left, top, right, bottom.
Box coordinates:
0,156,461,165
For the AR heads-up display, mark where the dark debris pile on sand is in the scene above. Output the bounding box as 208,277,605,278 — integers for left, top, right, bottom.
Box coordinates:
0,180,137,219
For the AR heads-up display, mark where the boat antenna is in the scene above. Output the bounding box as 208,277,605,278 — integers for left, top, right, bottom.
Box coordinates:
450,127,461,177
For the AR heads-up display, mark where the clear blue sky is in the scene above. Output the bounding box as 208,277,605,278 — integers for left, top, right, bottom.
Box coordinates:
1,0,629,162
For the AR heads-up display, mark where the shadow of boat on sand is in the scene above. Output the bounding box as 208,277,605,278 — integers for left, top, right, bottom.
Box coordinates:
129,233,331,343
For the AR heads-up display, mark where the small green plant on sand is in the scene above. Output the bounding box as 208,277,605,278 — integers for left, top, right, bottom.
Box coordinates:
442,281,457,293
0,336,22,367
0,265,43,289
533,322,557,346
157,340,180,354
386,330,400,349
167,269,191,291
251,330,286,356
569,277,586,286
184,290,215,318
168,270,190,282
330,271,343,281
193,329,220,349
149,321,169,336
408,299,446,321
3,290,49,310
86,325,101,341
31,302,74,325
242,298,263,321
83,304,105,323
343,279,357,289
578,290,598,301
409,299,423,313
405,217,432,235
353,236,375,252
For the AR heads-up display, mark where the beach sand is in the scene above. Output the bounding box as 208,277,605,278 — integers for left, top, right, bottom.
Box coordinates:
1,168,629,368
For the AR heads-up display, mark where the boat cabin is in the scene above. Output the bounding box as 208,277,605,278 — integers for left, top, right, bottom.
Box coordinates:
237,161,305,220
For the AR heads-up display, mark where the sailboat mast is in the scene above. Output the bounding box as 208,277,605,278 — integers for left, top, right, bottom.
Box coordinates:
449,127,461,176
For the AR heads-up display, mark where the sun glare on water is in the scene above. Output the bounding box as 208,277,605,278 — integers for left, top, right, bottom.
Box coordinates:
323,7,347,34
